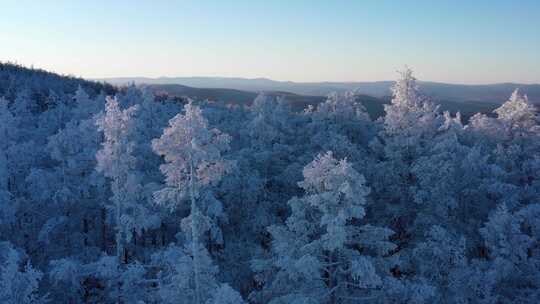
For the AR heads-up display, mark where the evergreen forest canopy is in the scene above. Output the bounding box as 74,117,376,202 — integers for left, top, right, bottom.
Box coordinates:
0,63,539,303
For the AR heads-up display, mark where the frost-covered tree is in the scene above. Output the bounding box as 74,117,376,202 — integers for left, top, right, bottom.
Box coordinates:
31,118,106,256
71,85,105,122
96,97,149,263
243,94,297,194
207,284,246,304
152,101,239,303
150,243,220,304
410,226,467,302
467,90,540,214
0,242,47,304
494,89,538,138
50,254,149,303
383,67,441,140
304,92,373,162
36,90,71,137
473,203,540,303
10,89,38,140
468,89,538,145
367,68,443,249
409,111,499,234
247,94,291,151
236,94,299,250
252,152,395,304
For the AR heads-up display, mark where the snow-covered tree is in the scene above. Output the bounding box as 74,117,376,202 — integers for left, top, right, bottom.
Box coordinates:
410,225,467,301
304,92,373,162
152,101,239,303
383,67,441,140
0,242,47,304
468,89,538,145
50,254,149,303
252,152,395,304
472,203,540,303
207,284,246,304
151,243,220,304
494,89,538,138
367,68,443,247
10,89,38,136
243,93,298,196
71,85,105,122
96,96,145,263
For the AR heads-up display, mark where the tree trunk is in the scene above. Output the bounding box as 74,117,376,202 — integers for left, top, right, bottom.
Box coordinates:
101,207,107,252
190,160,202,304
83,217,88,247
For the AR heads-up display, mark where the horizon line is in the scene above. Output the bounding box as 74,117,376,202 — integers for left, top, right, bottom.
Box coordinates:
92,75,540,87
3,61,540,87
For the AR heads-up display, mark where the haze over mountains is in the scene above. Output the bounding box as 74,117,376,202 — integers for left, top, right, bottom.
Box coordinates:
99,76,540,104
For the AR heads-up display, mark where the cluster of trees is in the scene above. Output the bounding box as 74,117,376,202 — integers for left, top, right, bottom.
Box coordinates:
0,64,539,303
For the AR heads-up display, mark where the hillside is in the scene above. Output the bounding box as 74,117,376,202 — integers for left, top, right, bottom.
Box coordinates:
142,83,500,121
1,63,539,304
100,76,540,104
0,62,115,101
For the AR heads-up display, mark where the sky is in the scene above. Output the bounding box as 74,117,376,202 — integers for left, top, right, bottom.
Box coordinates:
1,0,539,84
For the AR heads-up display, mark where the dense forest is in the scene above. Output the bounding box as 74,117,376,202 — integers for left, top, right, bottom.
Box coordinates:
0,63,539,303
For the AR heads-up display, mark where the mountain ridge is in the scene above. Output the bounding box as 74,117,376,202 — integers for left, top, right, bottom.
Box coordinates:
96,76,540,104
142,83,501,122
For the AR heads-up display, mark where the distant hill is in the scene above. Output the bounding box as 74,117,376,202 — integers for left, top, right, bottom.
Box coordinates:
99,76,540,104
143,83,257,104
142,83,327,111
142,83,500,122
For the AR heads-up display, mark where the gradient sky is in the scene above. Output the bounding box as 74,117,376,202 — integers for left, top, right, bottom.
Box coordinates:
1,0,539,83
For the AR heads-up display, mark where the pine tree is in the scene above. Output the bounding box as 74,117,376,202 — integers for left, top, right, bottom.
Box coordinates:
96,96,140,263
304,91,372,162
494,89,538,138
152,101,238,304
383,67,441,140
252,152,395,304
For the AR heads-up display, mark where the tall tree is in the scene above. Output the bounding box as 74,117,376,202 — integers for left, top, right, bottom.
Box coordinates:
368,67,442,246
96,96,140,263
252,152,395,304
152,101,237,303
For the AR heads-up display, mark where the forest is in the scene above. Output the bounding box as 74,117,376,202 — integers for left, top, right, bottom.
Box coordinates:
0,63,539,303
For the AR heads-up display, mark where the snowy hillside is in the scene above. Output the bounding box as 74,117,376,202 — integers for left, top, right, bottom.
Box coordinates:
0,64,539,303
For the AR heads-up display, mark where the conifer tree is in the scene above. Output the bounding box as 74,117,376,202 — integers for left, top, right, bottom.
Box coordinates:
96,96,139,263
252,152,395,304
152,101,239,304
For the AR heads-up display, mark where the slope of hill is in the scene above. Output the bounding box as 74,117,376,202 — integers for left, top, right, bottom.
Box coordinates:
99,76,540,104
1,62,115,101
142,83,257,104
142,83,500,122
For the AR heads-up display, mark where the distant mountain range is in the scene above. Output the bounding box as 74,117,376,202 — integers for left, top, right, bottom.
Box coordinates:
98,76,540,104
141,83,501,122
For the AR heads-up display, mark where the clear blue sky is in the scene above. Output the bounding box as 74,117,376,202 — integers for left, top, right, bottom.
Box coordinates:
1,0,539,83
